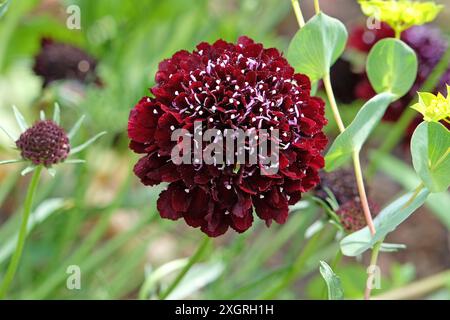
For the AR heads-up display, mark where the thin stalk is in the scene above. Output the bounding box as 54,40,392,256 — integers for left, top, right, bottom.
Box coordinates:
314,0,320,14
394,29,401,40
323,73,346,133
0,165,43,299
353,151,376,235
325,72,375,234
159,236,211,300
291,0,305,28
291,2,379,300
364,240,382,300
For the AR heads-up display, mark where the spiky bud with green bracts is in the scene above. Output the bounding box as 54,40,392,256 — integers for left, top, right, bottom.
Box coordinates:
0,103,106,176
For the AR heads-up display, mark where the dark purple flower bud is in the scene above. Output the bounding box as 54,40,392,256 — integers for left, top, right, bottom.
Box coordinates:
16,120,70,167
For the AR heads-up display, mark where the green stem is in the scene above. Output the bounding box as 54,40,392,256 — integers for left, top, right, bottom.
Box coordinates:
364,240,382,300
0,165,43,299
261,227,326,299
291,0,305,28
323,73,346,133
314,0,320,14
159,236,211,300
353,151,376,235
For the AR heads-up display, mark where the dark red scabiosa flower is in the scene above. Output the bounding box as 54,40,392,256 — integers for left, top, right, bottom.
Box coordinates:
33,38,100,87
16,120,70,167
128,36,328,237
336,199,379,232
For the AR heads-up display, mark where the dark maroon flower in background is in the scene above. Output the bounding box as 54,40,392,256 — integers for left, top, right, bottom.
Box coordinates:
314,168,378,232
329,59,361,104
33,38,100,87
128,36,328,237
16,120,70,167
315,168,360,205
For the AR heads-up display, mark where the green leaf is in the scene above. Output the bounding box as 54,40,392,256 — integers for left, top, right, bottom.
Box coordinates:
0,0,10,18
53,103,60,125
287,12,347,82
139,259,188,299
340,188,429,257
0,124,17,142
71,131,107,154
375,152,450,229
319,261,344,300
379,243,407,253
12,105,28,132
21,165,36,176
64,159,86,164
366,38,418,98
68,115,86,140
166,262,225,300
411,122,450,193
0,159,23,165
325,92,395,171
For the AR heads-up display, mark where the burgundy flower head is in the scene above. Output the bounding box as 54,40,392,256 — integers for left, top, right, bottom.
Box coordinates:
336,199,379,232
16,120,70,167
33,38,100,87
128,36,327,237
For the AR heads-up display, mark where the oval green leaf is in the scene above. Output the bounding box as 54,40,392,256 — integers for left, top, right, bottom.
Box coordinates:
325,92,395,171
366,38,418,98
411,121,450,193
340,188,429,257
287,12,347,82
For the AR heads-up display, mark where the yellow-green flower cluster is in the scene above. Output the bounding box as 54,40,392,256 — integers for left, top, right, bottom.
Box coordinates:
358,0,443,36
411,85,450,123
